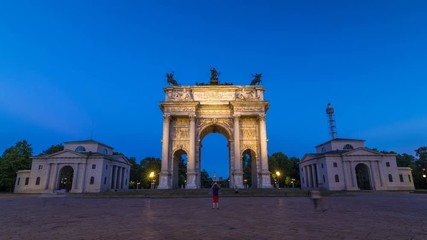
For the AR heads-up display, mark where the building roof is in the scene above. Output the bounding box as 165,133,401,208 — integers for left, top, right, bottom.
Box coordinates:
64,139,114,149
315,138,365,148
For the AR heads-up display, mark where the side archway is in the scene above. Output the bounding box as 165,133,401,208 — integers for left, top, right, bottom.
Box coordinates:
172,149,188,189
58,166,74,192
355,163,371,190
242,149,258,188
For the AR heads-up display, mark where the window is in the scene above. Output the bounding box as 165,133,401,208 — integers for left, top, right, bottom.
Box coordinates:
343,144,354,150
408,175,412,182
125,179,127,185
35,177,40,185
17,178,20,185
333,162,338,167
104,177,107,185
388,174,393,182
323,175,326,183
335,174,339,182
90,177,95,184
25,177,29,185
92,164,96,169
38,165,43,170
399,174,404,182
386,162,390,167
75,146,86,152
301,168,303,172
321,163,324,168
102,148,108,155
106,165,108,170
321,147,327,153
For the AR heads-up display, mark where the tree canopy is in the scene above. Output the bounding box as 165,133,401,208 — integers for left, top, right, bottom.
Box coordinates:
0,140,33,191
39,144,64,156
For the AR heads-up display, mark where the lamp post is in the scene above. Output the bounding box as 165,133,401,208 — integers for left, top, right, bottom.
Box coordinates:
149,171,155,189
423,168,426,188
276,171,281,189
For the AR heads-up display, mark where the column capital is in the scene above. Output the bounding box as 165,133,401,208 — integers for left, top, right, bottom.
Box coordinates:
189,114,196,119
258,113,266,121
233,113,241,118
163,113,171,120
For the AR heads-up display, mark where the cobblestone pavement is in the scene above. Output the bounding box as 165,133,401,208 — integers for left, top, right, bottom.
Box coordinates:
0,192,426,240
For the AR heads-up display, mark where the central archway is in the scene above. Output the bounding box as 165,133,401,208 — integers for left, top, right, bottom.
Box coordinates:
356,163,371,190
198,125,231,188
58,166,74,192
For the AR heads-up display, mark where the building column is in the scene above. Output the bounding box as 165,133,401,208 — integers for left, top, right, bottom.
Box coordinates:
117,166,122,190
309,165,313,188
121,167,125,189
49,163,59,191
186,114,197,189
313,164,318,187
258,114,272,188
45,163,52,190
159,114,172,189
72,163,79,191
233,114,244,188
109,164,114,190
112,165,117,190
306,166,310,188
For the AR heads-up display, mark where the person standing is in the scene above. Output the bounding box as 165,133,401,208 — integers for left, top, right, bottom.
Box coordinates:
211,182,220,209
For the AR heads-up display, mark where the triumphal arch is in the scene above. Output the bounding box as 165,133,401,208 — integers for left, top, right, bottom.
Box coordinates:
158,69,272,189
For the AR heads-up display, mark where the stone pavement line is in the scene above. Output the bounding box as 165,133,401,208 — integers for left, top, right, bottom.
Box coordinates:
0,192,426,240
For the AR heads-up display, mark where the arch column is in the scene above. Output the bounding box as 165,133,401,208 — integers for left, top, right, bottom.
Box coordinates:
186,114,197,189
258,114,272,188
233,114,244,188
159,114,172,189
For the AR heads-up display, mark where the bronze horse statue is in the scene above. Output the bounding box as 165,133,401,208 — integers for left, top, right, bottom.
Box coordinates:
166,72,178,86
250,73,262,85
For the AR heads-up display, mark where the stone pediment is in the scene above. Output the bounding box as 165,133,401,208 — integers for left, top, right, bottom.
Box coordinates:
35,150,86,159
342,148,381,156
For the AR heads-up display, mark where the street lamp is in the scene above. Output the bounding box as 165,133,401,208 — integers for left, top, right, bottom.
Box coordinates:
276,171,281,189
149,171,155,189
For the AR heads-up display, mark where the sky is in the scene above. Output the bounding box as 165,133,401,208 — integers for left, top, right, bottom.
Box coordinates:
1,0,426,179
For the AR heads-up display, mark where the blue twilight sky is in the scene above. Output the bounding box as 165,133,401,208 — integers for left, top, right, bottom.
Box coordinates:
1,1,427,179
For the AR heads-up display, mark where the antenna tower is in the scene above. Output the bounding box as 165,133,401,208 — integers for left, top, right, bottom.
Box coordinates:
326,103,337,139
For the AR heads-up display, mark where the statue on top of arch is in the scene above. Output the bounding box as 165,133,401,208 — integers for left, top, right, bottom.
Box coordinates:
250,73,262,85
209,67,219,85
166,72,179,86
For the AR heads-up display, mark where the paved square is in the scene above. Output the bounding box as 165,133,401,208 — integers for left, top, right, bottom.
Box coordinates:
0,192,426,240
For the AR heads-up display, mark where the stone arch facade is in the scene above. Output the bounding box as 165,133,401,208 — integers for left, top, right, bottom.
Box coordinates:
158,85,272,189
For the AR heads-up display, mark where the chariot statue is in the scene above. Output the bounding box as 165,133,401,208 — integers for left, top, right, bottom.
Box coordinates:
250,73,262,85
167,72,178,86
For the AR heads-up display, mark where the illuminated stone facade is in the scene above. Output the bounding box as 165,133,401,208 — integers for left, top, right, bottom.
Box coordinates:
158,85,272,189
300,138,415,191
14,140,130,193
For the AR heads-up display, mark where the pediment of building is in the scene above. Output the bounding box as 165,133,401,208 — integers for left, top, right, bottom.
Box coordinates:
342,148,381,156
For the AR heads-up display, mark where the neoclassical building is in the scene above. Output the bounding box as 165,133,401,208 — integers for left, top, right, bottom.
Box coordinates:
159,72,272,189
14,140,130,193
300,139,415,191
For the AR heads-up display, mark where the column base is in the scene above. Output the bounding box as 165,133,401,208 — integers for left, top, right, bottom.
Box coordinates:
260,171,273,188
186,172,198,189
158,171,172,189
233,171,244,189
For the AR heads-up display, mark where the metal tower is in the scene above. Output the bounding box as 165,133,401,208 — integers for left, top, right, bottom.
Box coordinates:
326,103,337,139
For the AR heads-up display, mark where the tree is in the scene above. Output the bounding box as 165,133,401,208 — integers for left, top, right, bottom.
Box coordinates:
200,169,211,188
128,157,142,189
178,154,187,188
268,152,300,187
140,157,161,188
396,153,416,168
39,144,64,156
0,140,33,192
414,147,427,189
